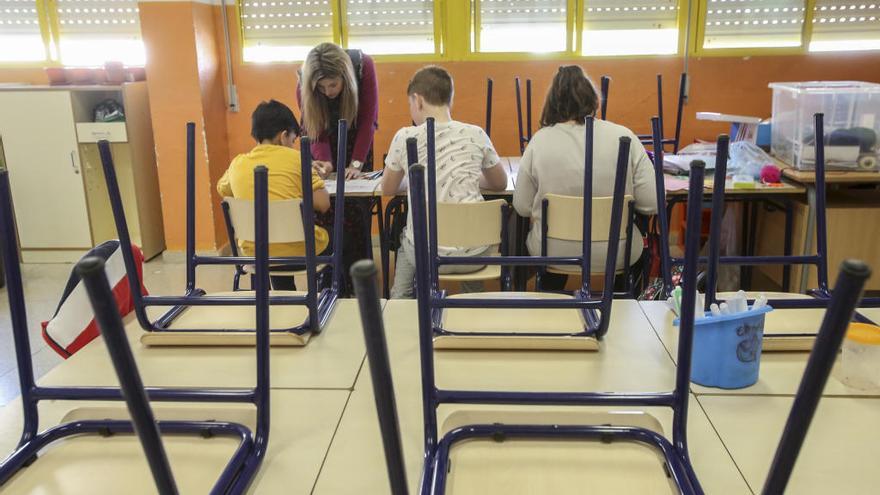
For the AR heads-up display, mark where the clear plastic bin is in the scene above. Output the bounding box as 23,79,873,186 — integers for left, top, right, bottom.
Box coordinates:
839,323,880,392
769,81,880,171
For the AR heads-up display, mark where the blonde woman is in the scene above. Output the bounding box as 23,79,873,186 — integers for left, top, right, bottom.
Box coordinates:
296,43,379,294
297,43,378,179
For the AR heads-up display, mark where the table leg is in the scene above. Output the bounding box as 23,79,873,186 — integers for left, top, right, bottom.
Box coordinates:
799,186,817,293
513,212,529,291
744,199,759,290
782,199,793,293
383,196,406,299
373,198,388,299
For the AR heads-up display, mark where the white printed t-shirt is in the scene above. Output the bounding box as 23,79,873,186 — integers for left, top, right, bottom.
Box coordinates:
384,120,502,256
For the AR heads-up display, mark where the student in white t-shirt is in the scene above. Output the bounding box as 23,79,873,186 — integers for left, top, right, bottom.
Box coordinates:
382,65,508,299
512,65,657,291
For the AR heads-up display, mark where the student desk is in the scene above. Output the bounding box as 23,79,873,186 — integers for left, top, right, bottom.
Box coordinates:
33,299,371,391
858,307,880,323
639,301,879,397
504,156,808,292
313,299,751,494
699,395,880,494
0,390,349,493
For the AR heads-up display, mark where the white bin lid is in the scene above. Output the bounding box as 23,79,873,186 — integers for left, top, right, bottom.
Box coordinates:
769,81,880,94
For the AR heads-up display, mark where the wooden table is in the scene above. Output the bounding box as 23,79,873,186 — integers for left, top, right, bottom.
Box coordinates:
699,395,880,494
314,300,751,494
2,297,877,493
639,301,880,397
35,299,370,390
0,390,349,493
858,307,880,323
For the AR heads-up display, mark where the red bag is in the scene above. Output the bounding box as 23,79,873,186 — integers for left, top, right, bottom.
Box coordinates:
41,241,148,358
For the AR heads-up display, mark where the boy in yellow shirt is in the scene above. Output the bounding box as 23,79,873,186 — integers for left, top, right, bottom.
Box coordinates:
217,99,331,290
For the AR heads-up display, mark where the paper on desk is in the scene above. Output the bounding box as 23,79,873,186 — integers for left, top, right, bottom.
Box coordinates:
324,179,380,194
665,154,716,173
664,175,690,192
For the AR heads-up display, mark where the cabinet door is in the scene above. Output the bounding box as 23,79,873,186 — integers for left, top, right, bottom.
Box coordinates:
0,91,91,249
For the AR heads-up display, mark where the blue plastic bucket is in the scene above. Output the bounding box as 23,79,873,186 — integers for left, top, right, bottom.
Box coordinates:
675,305,773,389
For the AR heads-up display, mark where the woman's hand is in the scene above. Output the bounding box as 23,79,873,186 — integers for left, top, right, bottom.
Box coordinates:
312,160,333,179
344,167,362,180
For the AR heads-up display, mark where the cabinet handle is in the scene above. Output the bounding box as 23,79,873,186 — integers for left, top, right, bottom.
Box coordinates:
70,151,79,175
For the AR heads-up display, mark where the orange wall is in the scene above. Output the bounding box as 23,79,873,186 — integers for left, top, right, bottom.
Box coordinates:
2,4,879,253
138,1,231,251
0,68,48,85
193,0,230,247
217,6,880,164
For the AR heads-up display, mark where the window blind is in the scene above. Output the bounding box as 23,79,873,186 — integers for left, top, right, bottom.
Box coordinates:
702,0,806,49
584,0,678,30
0,0,45,60
54,0,143,65
241,0,334,61
346,0,435,54
582,0,679,55
810,1,880,51
56,0,140,38
476,0,568,53
0,0,40,35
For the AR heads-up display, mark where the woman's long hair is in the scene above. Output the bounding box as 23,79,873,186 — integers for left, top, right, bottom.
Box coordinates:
300,43,359,139
539,65,600,128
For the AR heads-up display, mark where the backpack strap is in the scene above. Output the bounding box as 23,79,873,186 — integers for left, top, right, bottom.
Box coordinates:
346,49,364,80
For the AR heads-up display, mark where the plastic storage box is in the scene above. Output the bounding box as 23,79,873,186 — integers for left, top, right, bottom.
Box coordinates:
769,81,880,171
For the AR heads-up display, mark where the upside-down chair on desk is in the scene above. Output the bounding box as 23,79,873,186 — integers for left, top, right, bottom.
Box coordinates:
655,113,880,350
352,162,872,494
410,117,632,351
98,123,343,346
0,168,274,493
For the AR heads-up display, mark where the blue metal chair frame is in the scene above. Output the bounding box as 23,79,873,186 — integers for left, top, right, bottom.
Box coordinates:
351,252,872,495
415,117,630,341
514,77,532,155
650,117,810,306
399,160,713,493
98,122,344,337
485,77,493,138
0,167,273,493
704,114,880,319
638,73,687,153
600,75,610,121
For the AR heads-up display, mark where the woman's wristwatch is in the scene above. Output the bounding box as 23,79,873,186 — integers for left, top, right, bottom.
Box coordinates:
351,160,363,170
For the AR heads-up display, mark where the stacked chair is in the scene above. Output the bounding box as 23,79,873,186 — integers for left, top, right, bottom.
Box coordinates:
414,117,632,350
0,167,276,492
352,161,872,494
97,122,345,346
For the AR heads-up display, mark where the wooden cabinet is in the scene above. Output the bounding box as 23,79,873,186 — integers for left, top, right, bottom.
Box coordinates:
0,83,164,262
755,192,880,291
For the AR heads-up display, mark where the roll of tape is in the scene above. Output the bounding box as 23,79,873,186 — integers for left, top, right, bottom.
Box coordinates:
857,154,878,170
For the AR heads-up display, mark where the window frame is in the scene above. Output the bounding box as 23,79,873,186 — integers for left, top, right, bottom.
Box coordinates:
0,0,145,67
0,0,56,66
237,0,448,64
691,0,818,57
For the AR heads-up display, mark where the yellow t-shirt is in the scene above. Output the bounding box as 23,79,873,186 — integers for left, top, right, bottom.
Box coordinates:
217,144,329,257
